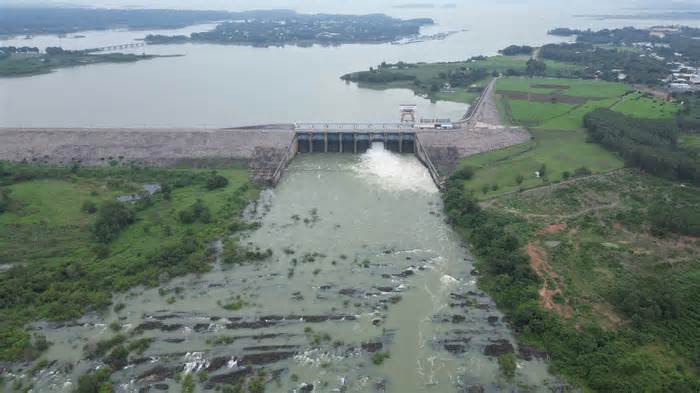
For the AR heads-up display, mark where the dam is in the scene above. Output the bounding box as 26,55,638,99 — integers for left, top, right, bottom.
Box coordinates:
0,80,560,393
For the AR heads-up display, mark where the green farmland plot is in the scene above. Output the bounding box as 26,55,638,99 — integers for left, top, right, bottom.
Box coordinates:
456,128,624,199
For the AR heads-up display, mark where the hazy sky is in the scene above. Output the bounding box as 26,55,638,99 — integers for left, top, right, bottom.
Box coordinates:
4,0,688,12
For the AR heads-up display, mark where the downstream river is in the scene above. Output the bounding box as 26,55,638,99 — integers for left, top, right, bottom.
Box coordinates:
0,0,692,128
26,147,559,392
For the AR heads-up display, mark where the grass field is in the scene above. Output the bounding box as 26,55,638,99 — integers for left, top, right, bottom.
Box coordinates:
496,77,630,97
456,129,624,198
504,100,577,126
610,92,680,119
496,78,678,130
0,164,258,360
456,77,685,200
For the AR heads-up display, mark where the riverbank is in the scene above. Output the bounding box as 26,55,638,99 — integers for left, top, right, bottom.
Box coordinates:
0,152,564,393
0,163,259,364
442,170,700,391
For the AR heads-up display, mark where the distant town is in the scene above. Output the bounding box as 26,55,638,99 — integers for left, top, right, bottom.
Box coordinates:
549,26,700,92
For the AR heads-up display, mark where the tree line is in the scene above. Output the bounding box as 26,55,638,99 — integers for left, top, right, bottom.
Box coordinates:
583,108,700,184
540,43,669,84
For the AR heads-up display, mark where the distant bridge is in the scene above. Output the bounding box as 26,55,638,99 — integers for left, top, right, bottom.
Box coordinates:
88,42,147,52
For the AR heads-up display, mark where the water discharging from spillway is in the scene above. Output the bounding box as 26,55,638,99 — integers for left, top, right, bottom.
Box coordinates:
25,145,560,392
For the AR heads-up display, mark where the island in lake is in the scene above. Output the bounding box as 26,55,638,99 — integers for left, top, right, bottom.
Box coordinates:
0,46,173,77
0,7,233,36
145,11,433,47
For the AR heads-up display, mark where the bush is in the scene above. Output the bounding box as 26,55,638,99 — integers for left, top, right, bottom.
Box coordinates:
515,174,524,185
0,188,10,213
498,353,516,380
371,351,391,365
206,175,229,190
453,166,475,180
92,201,135,243
76,368,113,393
82,200,98,214
573,166,592,177
179,199,211,224
105,345,129,370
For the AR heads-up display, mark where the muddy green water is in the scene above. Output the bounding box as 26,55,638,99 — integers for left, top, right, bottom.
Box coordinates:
18,147,560,392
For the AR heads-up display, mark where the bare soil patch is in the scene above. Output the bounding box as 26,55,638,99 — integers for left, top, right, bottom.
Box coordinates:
530,84,570,90
526,242,572,318
541,223,567,234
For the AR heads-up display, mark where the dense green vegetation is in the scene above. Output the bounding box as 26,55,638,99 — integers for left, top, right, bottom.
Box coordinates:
443,171,700,392
0,51,162,77
0,163,257,361
498,45,534,56
584,108,700,184
677,92,700,131
540,42,669,84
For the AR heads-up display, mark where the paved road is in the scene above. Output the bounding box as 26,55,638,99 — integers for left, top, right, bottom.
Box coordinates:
415,77,530,174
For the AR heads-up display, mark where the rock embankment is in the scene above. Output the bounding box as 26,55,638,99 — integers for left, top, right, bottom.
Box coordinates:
0,127,295,166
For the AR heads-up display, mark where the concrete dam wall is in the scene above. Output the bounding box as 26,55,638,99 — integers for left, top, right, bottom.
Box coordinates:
0,123,530,189
0,128,295,166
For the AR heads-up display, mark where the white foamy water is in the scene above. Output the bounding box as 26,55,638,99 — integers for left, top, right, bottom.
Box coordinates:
352,143,437,194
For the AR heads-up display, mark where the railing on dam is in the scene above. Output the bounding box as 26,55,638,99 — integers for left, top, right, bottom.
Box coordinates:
294,123,415,132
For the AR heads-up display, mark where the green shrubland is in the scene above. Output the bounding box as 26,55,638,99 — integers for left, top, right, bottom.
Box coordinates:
0,163,257,361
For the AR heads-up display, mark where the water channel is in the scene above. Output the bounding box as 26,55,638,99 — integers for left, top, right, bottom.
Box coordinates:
22,146,560,392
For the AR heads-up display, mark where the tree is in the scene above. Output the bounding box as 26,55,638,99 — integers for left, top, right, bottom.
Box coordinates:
206,175,229,190
179,199,211,224
45,46,65,56
453,166,474,180
526,59,547,77
0,188,10,214
92,201,135,243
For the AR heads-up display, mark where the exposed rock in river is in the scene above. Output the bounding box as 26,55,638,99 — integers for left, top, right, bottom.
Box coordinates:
483,339,514,356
